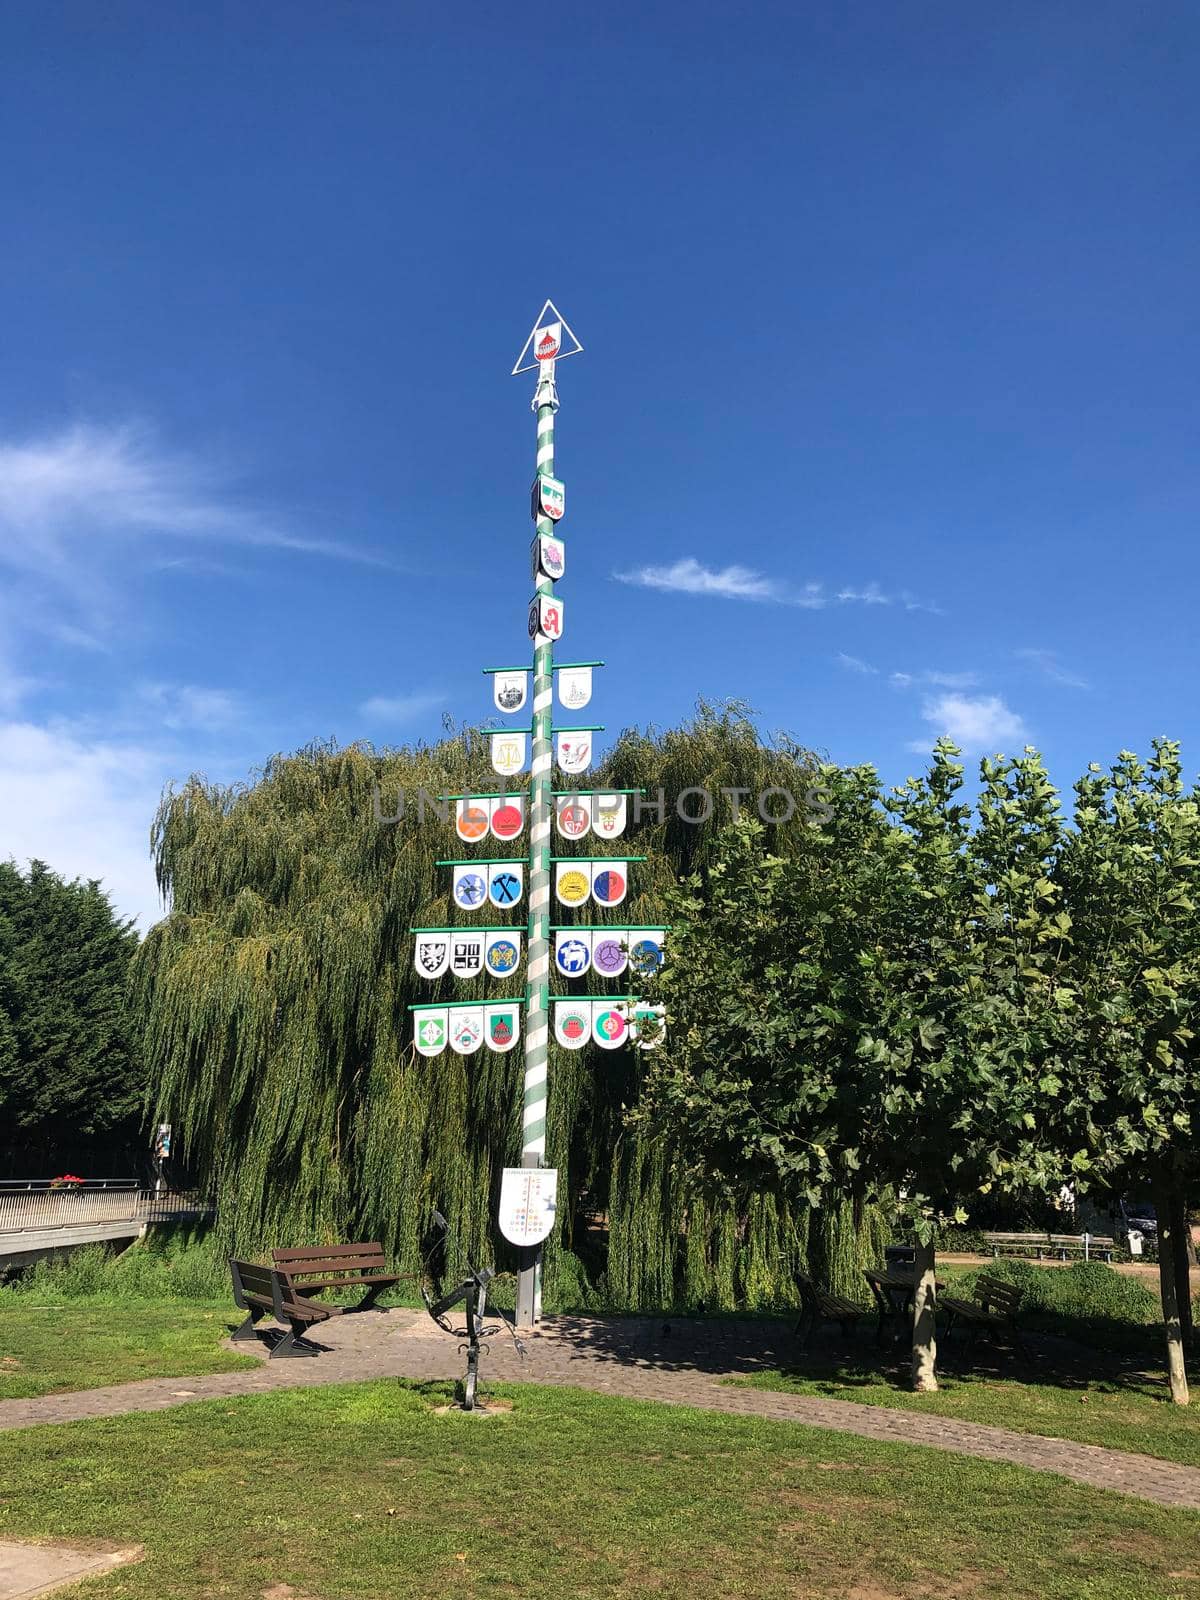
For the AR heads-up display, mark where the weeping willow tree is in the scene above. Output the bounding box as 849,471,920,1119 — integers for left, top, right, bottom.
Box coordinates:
134,703,885,1307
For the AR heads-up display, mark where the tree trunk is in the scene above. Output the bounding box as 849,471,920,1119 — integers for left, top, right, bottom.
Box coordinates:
911,1236,938,1392
1153,1169,1190,1405
1169,1181,1194,1350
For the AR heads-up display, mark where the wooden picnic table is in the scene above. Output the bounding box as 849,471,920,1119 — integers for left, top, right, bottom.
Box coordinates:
863,1267,944,1343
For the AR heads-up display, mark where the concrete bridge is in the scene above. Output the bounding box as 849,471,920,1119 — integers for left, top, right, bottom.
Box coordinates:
0,1182,213,1269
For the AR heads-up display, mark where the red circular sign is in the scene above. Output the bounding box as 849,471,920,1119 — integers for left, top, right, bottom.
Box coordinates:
491,803,523,840
562,1013,587,1041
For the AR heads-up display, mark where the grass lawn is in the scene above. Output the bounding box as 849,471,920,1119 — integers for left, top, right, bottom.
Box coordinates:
2,1381,1200,1600
733,1340,1200,1470
0,1303,258,1398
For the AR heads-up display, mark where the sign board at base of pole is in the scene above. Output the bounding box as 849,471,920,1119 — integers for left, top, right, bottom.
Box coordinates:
498,1167,559,1246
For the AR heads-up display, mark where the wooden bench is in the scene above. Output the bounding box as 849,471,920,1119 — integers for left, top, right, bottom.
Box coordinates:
793,1271,866,1349
940,1272,1028,1355
984,1230,1115,1263
229,1259,343,1358
271,1241,405,1311
1047,1232,1115,1262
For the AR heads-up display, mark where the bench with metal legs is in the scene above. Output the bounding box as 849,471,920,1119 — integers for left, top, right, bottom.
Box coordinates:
229,1258,343,1358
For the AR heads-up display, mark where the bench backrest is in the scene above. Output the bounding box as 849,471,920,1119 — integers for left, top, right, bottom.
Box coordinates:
272,1241,387,1276
793,1271,822,1313
230,1258,286,1317
975,1274,1023,1316
984,1231,1049,1244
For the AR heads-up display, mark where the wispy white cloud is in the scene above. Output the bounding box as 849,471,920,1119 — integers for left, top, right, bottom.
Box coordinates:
1016,648,1089,690
0,422,381,569
836,652,878,675
136,682,244,733
836,582,889,606
614,559,942,614
359,689,446,724
890,669,980,691
912,693,1028,753
613,558,783,602
0,718,166,928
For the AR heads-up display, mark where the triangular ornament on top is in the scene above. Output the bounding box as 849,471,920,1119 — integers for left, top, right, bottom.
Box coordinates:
511,299,584,375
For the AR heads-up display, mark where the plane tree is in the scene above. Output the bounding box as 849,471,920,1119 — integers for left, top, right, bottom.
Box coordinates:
634,741,1080,1390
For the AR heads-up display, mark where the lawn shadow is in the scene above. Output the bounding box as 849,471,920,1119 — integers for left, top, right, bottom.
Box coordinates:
533,1310,1181,1406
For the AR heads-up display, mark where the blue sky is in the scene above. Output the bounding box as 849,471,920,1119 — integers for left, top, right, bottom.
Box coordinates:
2,2,1198,925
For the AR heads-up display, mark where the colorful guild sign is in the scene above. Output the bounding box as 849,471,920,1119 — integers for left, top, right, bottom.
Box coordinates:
452,867,487,911
528,594,564,643
592,1003,630,1050
534,322,561,363
629,931,666,976
533,534,565,582
414,936,450,980
484,931,522,978
633,1004,666,1050
450,935,484,979
556,732,591,773
555,863,591,907
591,934,627,978
490,730,528,775
493,670,527,713
414,1009,448,1057
591,862,628,908
556,797,591,840
537,475,565,521
489,795,525,841
485,1004,520,1054
557,665,591,709
455,800,490,843
554,1000,591,1050
591,792,627,838
449,1007,484,1056
554,931,591,978
498,1166,558,1246
488,864,524,908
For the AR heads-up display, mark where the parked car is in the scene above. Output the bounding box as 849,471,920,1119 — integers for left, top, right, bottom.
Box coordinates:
1112,1196,1158,1247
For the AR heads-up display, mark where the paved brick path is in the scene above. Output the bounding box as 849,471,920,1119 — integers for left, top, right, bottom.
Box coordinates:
2,1311,1198,1512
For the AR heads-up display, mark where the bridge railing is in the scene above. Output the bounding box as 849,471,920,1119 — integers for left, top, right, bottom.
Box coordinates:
0,1181,212,1234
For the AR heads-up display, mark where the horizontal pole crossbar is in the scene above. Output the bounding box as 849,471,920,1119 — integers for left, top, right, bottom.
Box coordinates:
408,997,529,1012
435,858,527,868
481,662,605,673
548,856,647,864
410,926,524,935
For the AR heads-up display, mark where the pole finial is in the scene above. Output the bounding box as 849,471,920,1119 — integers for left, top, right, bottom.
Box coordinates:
512,299,583,376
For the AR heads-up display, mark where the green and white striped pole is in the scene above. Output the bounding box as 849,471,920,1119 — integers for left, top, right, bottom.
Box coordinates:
516,358,559,1328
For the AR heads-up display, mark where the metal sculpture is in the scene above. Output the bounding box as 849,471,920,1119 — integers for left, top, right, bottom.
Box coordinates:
420,1209,526,1410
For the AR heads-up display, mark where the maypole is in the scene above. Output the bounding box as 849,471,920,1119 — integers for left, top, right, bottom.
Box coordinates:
408,299,667,1334
518,328,564,1325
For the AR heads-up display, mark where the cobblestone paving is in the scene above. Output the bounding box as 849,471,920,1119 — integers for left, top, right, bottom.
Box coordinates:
1,1311,1197,1512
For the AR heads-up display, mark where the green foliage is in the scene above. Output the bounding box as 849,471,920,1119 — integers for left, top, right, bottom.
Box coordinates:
635,745,1073,1232
0,858,142,1144
961,1259,1159,1328
636,739,1200,1251
0,1227,230,1304
134,705,876,1306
